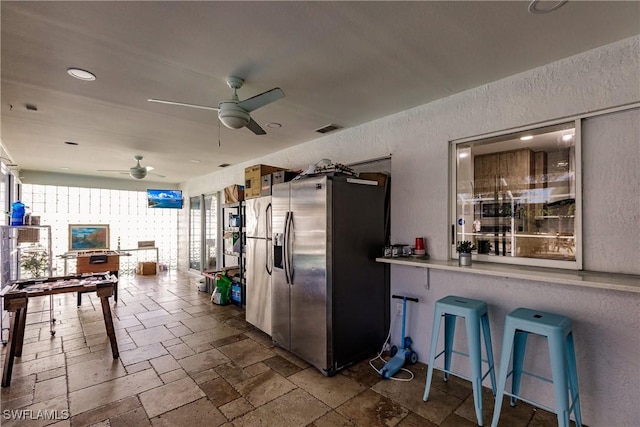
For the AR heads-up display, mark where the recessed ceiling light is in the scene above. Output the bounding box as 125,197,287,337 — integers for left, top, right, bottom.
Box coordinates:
190,159,201,163
520,135,534,141
60,167,70,170
64,141,79,145
562,134,574,141
266,122,282,129
67,68,96,81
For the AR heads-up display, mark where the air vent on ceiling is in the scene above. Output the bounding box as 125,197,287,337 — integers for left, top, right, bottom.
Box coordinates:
314,124,342,134
218,163,231,168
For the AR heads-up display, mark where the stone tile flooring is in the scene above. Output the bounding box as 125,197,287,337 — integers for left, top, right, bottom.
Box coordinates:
0,271,576,426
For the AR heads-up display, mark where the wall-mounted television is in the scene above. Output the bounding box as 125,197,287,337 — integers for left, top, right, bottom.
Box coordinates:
147,189,183,209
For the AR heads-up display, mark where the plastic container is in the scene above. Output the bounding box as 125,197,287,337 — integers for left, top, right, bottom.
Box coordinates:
10,201,26,226
231,282,242,305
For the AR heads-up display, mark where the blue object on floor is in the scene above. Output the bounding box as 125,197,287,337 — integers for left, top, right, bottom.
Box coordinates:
231,282,242,305
424,295,497,427
491,308,582,427
380,295,419,379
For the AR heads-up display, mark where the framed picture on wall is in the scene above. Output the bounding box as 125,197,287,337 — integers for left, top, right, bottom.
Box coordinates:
69,224,110,251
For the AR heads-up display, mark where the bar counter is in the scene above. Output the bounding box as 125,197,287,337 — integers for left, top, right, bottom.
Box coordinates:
376,257,640,293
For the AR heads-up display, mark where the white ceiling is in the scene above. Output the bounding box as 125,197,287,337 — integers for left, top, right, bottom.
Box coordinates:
2,1,638,184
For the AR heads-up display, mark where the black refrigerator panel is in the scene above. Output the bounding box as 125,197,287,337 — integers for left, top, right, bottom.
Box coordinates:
330,179,387,372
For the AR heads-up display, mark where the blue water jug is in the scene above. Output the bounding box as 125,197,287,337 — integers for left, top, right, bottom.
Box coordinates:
10,201,25,226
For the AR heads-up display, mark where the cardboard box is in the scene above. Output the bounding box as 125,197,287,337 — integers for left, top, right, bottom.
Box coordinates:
17,228,40,243
138,261,157,275
358,172,389,187
224,184,245,204
272,170,298,184
244,164,286,198
260,174,272,196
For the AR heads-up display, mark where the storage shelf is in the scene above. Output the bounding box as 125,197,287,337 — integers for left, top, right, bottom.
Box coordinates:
224,227,244,233
220,200,245,306
224,251,243,257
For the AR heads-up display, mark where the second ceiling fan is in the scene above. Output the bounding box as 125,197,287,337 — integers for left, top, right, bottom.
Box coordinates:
148,77,284,135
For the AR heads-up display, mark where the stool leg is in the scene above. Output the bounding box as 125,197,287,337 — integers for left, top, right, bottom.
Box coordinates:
566,332,582,427
491,323,516,427
466,314,484,426
443,314,456,382
549,332,570,427
423,309,443,401
481,313,497,395
510,331,528,406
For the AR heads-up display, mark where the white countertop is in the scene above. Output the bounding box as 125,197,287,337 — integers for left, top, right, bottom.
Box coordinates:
376,257,640,293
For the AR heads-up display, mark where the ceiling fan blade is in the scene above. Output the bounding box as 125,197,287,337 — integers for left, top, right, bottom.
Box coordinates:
97,169,128,173
148,98,219,111
237,88,284,112
147,172,166,178
144,166,155,171
246,118,267,135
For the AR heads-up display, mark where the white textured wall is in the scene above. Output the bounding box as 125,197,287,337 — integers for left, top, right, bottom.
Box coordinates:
582,109,640,274
181,36,640,425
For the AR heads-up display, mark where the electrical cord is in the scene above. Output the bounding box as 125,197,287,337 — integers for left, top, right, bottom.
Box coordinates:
528,0,567,14
368,314,415,382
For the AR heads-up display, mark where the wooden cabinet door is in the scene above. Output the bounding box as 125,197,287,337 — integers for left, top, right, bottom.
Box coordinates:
474,153,498,197
499,148,533,192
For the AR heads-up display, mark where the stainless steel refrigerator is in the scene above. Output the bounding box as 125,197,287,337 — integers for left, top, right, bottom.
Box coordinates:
272,175,388,376
245,195,273,335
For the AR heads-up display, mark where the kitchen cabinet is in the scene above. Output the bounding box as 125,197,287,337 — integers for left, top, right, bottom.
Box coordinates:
474,148,535,196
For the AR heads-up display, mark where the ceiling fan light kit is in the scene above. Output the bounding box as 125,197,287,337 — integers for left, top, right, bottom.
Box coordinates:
129,155,147,179
218,102,250,129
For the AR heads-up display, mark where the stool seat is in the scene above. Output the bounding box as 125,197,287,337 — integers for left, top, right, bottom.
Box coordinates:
507,308,572,333
491,308,582,427
424,296,496,426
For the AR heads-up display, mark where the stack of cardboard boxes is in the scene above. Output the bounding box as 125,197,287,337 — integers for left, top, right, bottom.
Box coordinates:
244,164,287,199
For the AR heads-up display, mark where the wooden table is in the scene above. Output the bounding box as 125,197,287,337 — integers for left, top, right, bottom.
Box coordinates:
1,273,119,387
61,250,126,304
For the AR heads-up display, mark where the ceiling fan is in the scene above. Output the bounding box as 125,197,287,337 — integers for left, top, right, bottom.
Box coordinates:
98,155,165,180
148,76,284,135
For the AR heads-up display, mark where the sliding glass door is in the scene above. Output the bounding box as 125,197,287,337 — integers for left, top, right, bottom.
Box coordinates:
189,193,219,273
189,196,201,271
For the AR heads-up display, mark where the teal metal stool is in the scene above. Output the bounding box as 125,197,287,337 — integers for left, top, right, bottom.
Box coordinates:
491,308,582,427
424,296,497,426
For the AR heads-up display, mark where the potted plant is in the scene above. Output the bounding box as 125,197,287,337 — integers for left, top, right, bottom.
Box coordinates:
21,249,49,278
456,240,475,266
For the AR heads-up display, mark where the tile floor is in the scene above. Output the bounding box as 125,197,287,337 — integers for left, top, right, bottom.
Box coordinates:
1,271,576,426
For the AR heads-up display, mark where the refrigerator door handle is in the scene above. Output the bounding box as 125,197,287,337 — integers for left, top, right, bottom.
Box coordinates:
283,211,291,284
287,211,294,284
266,203,272,239
266,203,272,275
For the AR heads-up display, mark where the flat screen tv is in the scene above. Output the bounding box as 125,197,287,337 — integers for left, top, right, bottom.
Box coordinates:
147,189,183,209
